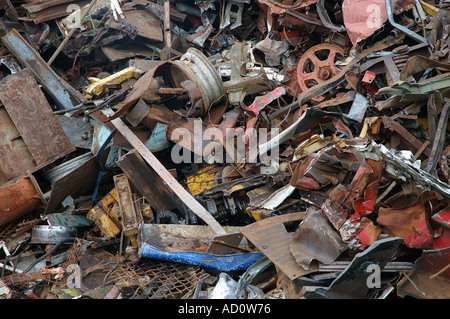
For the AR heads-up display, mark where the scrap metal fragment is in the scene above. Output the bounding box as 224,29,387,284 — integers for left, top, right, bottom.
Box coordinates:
304,237,403,299
400,55,450,81
377,191,436,249
290,207,348,270
105,8,163,42
425,99,450,175
0,176,44,227
240,212,314,280
2,29,85,109
0,69,75,185
117,149,178,213
113,174,143,248
381,115,431,158
103,108,226,236
397,247,450,299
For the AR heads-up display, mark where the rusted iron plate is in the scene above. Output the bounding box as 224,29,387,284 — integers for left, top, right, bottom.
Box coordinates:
140,224,245,253
290,207,347,269
377,191,436,249
240,212,314,280
2,29,85,110
397,247,450,299
0,106,35,185
0,69,75,168
23,0,90,24
106,9,163,42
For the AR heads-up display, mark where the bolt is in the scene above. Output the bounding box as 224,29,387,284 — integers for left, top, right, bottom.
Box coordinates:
319,68,332,80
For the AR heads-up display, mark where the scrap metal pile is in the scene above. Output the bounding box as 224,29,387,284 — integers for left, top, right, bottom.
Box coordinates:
0,0,449,299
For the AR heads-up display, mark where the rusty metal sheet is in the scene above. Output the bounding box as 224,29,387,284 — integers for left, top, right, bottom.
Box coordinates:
257,0,316,15
106,9,163,42
22,0,90,24
0,176,43,227
0,106,35,185
240,212,315,280
44,150,101,214
140,224,245,253
397,247,450,299
381,115,431,159
56,115,92,149
290,207,348,269
117,149,178,213
2,29,85,110
377,191,436,249
0,69,75,170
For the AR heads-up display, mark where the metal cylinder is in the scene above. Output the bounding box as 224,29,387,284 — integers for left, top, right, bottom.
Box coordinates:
169,48,226,116
0,176,43,227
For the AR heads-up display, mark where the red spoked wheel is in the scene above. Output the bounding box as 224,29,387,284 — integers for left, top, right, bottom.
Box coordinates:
296,44,345,101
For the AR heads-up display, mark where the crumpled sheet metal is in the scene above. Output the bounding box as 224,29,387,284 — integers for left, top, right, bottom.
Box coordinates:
397,247,450,299
351,140,450,200
305,237,404,299
290,207,348,270
342,0,415,45
289,144,360,191
240,212,315,280
377,191,436,249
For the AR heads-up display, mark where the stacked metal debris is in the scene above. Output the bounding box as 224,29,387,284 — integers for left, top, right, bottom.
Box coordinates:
0,0,449,300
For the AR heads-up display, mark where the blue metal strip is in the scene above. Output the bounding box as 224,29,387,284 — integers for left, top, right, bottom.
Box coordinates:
139,243,266,272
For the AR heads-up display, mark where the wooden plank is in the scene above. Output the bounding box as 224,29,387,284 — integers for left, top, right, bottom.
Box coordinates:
0,69,75,167
103,108,227,235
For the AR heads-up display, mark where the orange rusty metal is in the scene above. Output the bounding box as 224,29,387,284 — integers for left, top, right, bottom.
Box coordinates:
377,191,437,249
0,176,43,227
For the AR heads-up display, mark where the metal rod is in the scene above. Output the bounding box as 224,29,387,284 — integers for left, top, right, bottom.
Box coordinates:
385,0,430,48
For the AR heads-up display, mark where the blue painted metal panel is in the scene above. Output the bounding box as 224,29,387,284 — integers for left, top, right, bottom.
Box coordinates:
139,243,265,272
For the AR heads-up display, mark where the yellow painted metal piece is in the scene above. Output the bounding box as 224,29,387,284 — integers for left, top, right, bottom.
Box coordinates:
294,134,345,158
87,188,122,238
186,165,218,196
246,207,272,221
141,203,154,221
84,66,143,99
359,117,381,138
417,118,450,132
420,0,439,16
